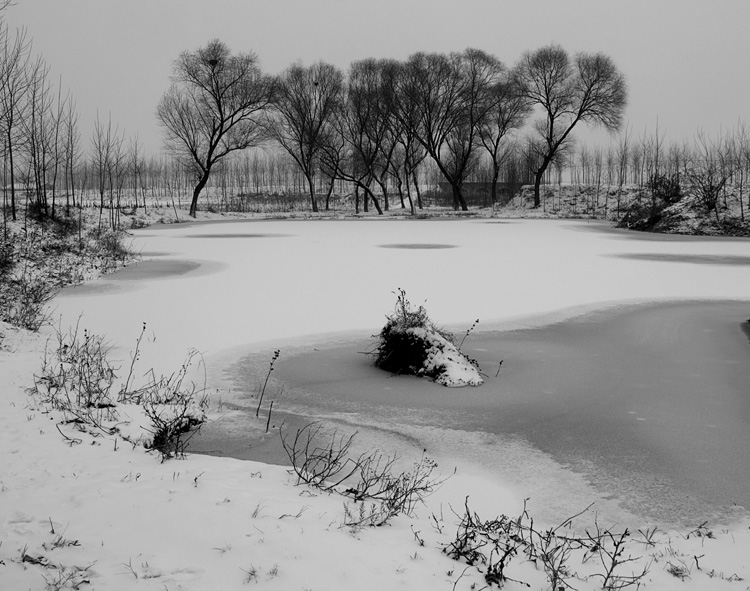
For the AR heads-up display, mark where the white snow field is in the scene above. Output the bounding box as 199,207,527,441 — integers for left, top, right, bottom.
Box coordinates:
3,217,750,590
53,218,750,372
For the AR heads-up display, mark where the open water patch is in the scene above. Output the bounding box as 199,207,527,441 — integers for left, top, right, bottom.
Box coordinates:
379,243,457,249
608,253,750,266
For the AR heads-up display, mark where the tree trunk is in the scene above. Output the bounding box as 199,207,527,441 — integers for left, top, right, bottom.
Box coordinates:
189,169,211,217
364,186,383,215
532,158,552,208
413,170,423,209
375,177,389,211
324,175,335,211
451,183,468,212
395,175,405,209
306,173,319,213
490,162,500,208
404,173,415,215
7,130,17,221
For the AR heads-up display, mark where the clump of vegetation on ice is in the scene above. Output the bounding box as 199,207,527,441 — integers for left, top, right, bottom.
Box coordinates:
372,288,482,387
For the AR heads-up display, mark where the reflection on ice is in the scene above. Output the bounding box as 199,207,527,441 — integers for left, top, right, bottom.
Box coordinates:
608,253,750,265
379,243,457,249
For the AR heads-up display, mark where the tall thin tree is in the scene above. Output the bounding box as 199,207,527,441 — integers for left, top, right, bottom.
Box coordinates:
0,24,31,221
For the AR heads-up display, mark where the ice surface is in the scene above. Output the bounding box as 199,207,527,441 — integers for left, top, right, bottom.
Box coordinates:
52,217,750,527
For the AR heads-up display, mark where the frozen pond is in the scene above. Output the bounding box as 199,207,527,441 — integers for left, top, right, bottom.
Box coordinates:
54,218,750,526
247,299,750,527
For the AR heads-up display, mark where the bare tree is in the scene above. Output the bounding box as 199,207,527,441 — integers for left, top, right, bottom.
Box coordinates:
156,39,274,217
22,55,53,218
732,122,749,221
266,60,344,212
339,58,402,214
401,49,502,211
516,44,627,207
385,61,427,213
477,73,531,206
688,130,734,221
90,111,124,228
61,94,80,211
0,23,31,221
128,133,143,210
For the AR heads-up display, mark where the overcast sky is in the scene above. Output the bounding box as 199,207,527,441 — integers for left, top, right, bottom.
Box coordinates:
6,0,749,155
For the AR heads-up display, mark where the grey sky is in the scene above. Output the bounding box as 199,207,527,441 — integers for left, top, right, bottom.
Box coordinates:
7,0,749,154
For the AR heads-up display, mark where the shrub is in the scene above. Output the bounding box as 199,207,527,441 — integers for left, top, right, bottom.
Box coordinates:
32,321,119,431
0,213,136,331
49,211,81,239
280,422,445,526
617,173,682,232
0,264,56,331
30,323,208,459
443,499,651,590
616,199,664,231
134,349,209,460
372,289,482,387
88,226,131,269
0,238,14,276
648,172,682,205
374,289,442,374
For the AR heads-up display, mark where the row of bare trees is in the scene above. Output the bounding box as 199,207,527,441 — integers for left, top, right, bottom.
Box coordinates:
0,7,157,232
157,39,628,217
556,123,750,221
3,23,747,226
0,19,83,224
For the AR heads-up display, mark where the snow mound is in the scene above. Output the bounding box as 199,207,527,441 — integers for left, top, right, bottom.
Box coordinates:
408,326,483,387
373,290,483,387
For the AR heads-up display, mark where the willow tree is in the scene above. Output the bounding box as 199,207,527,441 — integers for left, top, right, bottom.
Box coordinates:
267,61,344,213
516,44,627,208
156,39,274,217
477,74,532,206
402,49,503,211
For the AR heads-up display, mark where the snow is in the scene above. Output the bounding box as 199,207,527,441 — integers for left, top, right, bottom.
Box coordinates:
407,326,483,387
2,214,750,590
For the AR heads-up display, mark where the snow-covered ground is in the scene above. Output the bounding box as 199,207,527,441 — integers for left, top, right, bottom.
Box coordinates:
3,217,750,590
52,218,750,371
